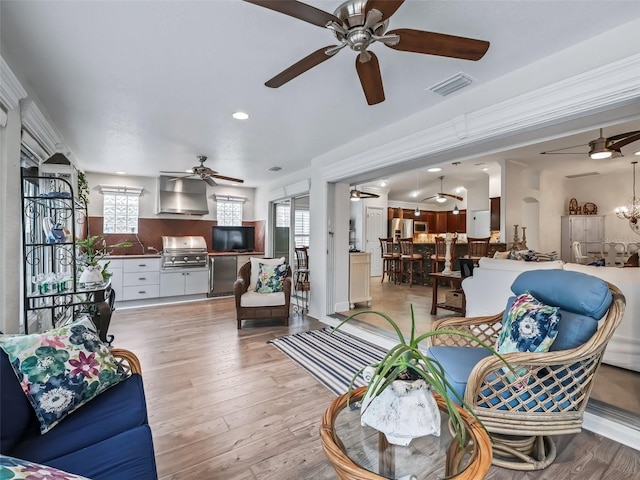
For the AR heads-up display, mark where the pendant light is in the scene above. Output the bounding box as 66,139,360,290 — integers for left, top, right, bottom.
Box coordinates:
453,204,459,215
414,174,420,216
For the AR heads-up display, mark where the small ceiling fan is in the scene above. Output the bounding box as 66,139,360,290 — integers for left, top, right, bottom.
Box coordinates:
421,176,462,203
540,128,640,159
244,0,490,105
350,187,380,201
160,156,244,187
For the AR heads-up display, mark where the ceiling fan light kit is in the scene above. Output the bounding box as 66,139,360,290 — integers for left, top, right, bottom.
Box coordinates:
159,156,244,186
244,0,490,105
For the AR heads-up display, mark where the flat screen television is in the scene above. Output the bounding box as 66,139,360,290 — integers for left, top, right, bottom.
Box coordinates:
212,225,255,252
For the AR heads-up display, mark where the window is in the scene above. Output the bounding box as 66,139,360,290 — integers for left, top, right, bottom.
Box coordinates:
216,195,244,226
294,209,310,247
100,186,142,234
275,203,290,228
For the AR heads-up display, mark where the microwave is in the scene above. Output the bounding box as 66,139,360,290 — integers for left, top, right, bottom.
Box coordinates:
414,222,428,233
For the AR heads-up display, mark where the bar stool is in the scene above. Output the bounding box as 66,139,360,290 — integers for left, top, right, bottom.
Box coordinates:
430,236,457,273
379,237,400,283
294,246,310,312
464,237,490,265
398,237,424,287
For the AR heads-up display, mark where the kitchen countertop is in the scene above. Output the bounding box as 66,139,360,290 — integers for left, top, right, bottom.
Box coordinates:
208,251,265,256
105,254,162,259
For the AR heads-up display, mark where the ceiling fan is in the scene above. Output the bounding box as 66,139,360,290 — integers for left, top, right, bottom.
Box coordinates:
160,156,244,187
244,0,490,105
540,128,640,159
350,187,380,201
421,176,462,203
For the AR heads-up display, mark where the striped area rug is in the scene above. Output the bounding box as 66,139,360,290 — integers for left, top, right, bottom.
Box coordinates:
268,327,386,396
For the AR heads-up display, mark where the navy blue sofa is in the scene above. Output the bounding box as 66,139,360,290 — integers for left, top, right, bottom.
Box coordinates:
0,348,158,479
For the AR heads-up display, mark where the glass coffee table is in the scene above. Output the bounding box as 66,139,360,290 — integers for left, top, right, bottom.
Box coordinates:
320,386,492,480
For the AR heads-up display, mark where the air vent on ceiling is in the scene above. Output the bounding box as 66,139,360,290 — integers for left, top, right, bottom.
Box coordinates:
565,172,600,179
428,72,474,96
268,166,282,172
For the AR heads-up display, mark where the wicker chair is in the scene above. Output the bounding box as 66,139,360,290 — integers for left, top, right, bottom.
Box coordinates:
427,269,625,470
234,260,292,329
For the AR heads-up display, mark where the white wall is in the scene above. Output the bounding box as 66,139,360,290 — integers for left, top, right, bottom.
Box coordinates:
86,172,256,221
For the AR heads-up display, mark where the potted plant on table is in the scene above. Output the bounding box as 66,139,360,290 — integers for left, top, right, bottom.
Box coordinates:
76,235,132,286
332,305,512,448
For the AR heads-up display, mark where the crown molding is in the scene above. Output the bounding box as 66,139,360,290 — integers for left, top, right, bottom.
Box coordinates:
0,56,27,109
20,99,61,156
321,53,640,182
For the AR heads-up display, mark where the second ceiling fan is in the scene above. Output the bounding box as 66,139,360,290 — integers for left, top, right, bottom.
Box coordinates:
540,128,640,159
421,176,462,203
244,0,490,105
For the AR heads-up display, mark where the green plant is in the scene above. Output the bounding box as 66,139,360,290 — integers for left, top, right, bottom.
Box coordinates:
76,235,132,280
332,304,513,447
77,170,90,208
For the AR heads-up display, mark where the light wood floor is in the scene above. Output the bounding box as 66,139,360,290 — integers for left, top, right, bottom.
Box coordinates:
338,277,640,416
109,298,640,479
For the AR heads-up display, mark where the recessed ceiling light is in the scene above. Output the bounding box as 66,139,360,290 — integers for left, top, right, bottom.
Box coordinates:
380,180,387,187
232,111,249,120
115,171,126,175
427,167,442,172
482,167,488,171
635,150,640,156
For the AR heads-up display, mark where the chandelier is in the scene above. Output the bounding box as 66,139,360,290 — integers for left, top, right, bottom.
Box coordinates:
615,161,640,224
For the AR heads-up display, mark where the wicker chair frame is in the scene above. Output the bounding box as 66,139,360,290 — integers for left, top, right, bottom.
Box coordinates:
428,282,625,470
234,261,292,329
111,348,142,375
320,386,493,480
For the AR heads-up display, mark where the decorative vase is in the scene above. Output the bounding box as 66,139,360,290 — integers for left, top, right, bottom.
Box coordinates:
79,265,104,286
360,367,441,446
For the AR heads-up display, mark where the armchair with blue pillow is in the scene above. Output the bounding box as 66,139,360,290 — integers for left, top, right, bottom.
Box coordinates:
0,317,158,479
427,269,625,471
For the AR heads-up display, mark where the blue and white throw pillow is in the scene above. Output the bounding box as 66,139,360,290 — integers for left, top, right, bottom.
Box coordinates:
497,292,561,385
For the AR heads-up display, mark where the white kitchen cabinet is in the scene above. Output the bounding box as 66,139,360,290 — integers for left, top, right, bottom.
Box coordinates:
349,252,372,309
561,215,604,263
160,268,208,297
120,257,161,301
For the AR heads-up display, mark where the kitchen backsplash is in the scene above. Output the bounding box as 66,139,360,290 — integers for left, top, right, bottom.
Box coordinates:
87,217,265,254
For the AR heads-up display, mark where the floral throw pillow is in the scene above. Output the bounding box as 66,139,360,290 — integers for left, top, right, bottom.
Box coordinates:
255,263,288,293
497,292,561,386
0,317,128,434
0,455,90,480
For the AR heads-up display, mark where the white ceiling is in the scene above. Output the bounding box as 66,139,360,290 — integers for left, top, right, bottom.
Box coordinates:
2,1,640,193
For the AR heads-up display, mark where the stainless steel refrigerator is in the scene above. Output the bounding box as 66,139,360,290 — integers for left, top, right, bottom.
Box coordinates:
389,218,414,239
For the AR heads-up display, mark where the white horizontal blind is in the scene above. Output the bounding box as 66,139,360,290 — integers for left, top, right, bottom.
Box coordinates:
294,209,310,247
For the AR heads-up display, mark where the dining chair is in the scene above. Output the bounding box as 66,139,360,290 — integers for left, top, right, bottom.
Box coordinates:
398,238,424,287
465,237,491,264
430,236,456,273
379,237,400,283
606,242,626,267
571,241,589,264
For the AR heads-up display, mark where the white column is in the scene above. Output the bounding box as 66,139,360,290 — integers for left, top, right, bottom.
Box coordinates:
442,233,452,275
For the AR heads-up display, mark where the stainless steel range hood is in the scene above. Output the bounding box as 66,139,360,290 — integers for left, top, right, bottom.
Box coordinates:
157,176,209,215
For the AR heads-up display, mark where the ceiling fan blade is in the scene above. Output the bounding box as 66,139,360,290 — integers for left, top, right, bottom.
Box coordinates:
356,51,385,105
386,28,490,61
607,130,640,142
243,0,341,28
202,176,217,187
608,131,640,151
420,193,463,202
266,46,339,88
160,171,195,174
360,191,380,199
365,0,405,21
211,174,245,184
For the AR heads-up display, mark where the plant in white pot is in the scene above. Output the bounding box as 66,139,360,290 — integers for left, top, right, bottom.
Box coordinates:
76,235,132,286
333,305,512,448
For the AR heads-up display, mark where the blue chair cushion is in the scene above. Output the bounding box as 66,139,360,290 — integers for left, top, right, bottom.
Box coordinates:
46,425,158,480
511,270,612,320
550,309,598,351
0,350,34,453
478,377,572,412
9,374,148,464
426,346,492,404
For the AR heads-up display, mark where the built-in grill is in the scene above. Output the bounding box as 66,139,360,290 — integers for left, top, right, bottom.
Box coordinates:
161,236,208,269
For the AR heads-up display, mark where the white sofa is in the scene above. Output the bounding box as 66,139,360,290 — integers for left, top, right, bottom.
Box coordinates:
462,257,639,372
